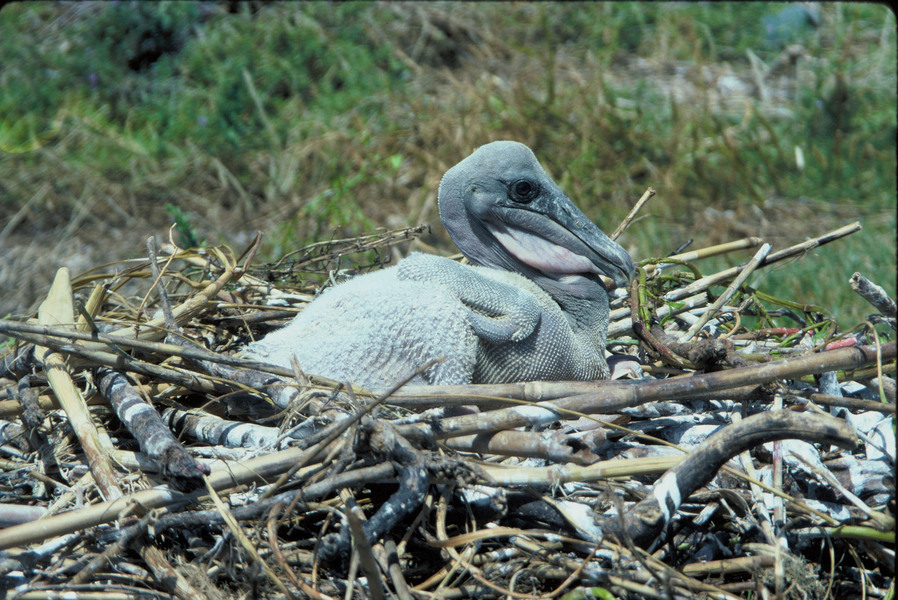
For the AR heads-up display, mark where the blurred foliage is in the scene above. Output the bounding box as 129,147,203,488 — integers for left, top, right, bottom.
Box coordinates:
0,2,404,158
0,1,894,329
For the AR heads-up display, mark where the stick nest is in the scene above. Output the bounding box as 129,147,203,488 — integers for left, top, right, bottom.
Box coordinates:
0,217,894,600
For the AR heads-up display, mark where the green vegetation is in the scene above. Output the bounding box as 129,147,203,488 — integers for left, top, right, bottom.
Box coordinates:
1,2,894,330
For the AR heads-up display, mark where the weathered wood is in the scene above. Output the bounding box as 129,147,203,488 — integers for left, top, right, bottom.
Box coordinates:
97,368,210,490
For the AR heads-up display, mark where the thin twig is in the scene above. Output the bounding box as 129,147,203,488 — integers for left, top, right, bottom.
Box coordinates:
611,187,655,240
679,242,771,341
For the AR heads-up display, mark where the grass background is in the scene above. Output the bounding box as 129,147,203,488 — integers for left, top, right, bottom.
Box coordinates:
1,1,895,333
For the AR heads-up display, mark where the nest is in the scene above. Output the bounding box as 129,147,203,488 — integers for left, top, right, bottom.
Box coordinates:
0,195,894,600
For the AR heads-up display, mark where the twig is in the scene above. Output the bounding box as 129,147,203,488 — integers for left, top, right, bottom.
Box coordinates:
108,250,244,340
629,266,693,369
849,272,897,318
0,320,284,372
97,369,210,490
644,236,764,275
205,477,298,599
663,222,861,303
443,428,604,464
163,407,281,448
70,512,153,584
479,455,683,486
146,236,177,328
600,410,858,547
611,187,655,240
395,342,894,440
805,393,896,414
607,291,709,338
259,360,437,500
731,412,778,546
679,243,770,342
0,432,345,550
341,490,389,599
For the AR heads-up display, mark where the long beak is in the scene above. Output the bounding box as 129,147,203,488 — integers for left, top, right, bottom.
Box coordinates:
493,191,635,287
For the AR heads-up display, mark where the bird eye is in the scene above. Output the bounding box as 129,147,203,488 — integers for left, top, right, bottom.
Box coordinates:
509,179,539,203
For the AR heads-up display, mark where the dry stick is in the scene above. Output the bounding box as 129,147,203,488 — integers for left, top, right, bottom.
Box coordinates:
600,410,858,548
644,237,764,275
681,554,775,578
4,333,234,397
205,478,297,599
75,283,109,331
108,253,244,340
0,258,251,403
163,407,281,448
663,221,861,303
0,434,341,551
159,241,314,303
341,490,390,600
69,512,153,585
730,412,778,547
444,428,604,465
610,187,655,240
96,238,212,490
3,248,243,374
630,268,695,369
806,393,896,414
382,538,416,600
0,320,279,372
849,271,897,318
0,326,234,397
393,370,759,409
97,369,210,491
479,455,683,487
146,236,177,328
34,268,123,502
263,225,429,272
318,422,429,563
607,291,709,338
258,361,437,501
395,342,895,440
267,503,337,600
679,243,771,342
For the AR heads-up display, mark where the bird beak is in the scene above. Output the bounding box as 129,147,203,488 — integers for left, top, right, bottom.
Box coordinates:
533,189,636,289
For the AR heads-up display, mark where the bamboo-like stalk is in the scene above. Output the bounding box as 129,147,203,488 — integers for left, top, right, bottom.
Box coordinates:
394,341,894,439
34,268,123,502
644,236,764,275
0,320,271,370
663,222,861,303
479,455,684,486
444,428,605,465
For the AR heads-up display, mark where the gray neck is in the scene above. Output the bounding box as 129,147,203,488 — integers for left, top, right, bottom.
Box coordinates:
540,276,610,343
521,267,608,306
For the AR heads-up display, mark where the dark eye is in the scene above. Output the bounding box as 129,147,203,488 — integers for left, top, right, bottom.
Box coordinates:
509,179,539,203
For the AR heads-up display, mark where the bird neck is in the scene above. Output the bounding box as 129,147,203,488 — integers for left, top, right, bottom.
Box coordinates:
536,274,610,332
